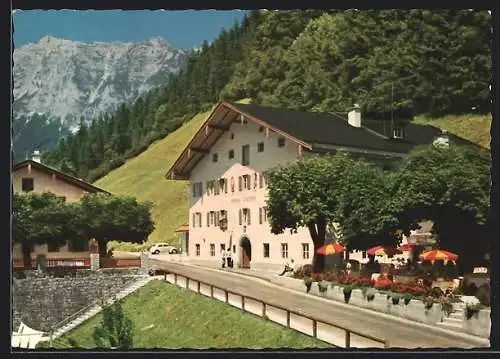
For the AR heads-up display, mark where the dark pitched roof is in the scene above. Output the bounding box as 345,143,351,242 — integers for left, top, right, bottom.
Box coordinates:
229,102,477,153
12,160,112,195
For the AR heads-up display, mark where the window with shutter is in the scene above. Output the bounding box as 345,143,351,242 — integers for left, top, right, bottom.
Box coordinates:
197,213,202,227
259,207,263,224
242,144,250,165
259,173,264,188
207,212,210,227
239,209,242,225
238,176,243,191
192,213,195,228
215,211,220,226
224,178,228,193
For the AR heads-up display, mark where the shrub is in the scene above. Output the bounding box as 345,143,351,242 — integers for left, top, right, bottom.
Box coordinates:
318,280,329,293
92,301,134,349
403,292,413,305
466,303,485,320
423,297,435,310
476,283,491,307
303,277,313,293
462,280,478,296
440,297,454,317
343,285,353,303
429,287,445,298
391,294,402,305
366,288,377,301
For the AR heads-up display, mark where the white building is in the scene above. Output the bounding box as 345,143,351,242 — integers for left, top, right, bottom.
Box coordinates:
166,101,469,271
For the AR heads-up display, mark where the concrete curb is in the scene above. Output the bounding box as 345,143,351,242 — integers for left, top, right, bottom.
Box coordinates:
158,260,490,347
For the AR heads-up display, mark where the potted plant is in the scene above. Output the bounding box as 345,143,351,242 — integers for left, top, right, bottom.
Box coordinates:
303,277,313,293
423,296,434,312
318,280,329,294
366,288,376,302
403,292,413,306
343,285,353,303
391,294,402,305
440,297,454,318
465,303,484,320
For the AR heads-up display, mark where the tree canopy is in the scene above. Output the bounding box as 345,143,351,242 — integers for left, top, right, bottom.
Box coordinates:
12,192,155,267
40,10,490,182
266,144,491,273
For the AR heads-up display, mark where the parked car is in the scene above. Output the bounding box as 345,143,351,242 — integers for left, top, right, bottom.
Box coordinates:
150,243,178,255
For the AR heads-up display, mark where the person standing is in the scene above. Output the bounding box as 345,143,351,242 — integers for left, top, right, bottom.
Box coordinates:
221,248,226,269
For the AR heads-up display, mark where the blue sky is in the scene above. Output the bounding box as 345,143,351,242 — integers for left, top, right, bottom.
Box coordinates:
12,10,247,49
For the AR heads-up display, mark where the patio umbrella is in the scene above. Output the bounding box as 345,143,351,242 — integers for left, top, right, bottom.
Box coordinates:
419,249,458,261
367,245,402,257
316,243,345,255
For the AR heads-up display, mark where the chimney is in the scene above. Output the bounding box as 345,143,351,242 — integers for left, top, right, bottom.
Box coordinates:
348,104,361,128
32,150,41,163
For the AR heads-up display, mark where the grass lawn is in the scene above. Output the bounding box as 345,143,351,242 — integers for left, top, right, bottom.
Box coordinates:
414,113,491,150
41,280,331,349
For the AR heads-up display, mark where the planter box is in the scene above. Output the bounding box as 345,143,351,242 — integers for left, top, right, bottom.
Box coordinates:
463,309,491,338
326,285,344,302
404,301,442,325
349,289,364,306
371,293,390,313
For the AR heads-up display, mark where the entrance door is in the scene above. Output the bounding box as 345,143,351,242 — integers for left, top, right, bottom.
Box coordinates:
240,236,252,269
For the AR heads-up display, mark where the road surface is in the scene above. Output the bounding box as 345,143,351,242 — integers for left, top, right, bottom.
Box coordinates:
150,259,489,349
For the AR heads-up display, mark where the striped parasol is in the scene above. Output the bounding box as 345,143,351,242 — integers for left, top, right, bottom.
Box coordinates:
316,243,345,255
367,245,402,257
419,249,458,261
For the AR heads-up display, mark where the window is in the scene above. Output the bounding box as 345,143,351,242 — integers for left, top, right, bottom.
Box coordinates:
263,243,270,258
196,212,202,227
393,126,404,139
196,244,201,256
192,182,203,197
233,245,236,253
230,133,235,140
242,174,251,190
22,178,34,192
206,212,210,227
260,171,268,188
259,207,268,224
257,142,264,152
362,251,367,259
231,177,235,192
238,176,243,191
210,244,215,256
220,244,225,252
242,144,250,166
278,137,286,147
281,243,288,259
192,213,195,228
239,208,251,225
228,150,235,159
259,126,264,133
212,153,219,162
302,243,310,260
214,180,220,195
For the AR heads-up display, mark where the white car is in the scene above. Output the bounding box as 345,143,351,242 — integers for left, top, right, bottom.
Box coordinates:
150,243,178,255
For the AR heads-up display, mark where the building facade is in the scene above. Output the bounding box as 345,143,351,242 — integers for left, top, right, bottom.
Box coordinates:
12,159,110,257
166,101,474,271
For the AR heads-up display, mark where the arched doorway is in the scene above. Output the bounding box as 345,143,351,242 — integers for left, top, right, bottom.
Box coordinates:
239,236,252,269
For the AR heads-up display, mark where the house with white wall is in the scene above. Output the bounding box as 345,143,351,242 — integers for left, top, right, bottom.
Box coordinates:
166,101,473,271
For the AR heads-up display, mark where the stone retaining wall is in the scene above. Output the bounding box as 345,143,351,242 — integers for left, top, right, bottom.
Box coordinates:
12,269,142,332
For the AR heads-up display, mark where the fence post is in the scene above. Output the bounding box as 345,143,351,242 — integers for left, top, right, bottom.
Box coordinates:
242,296,245,311
262,302,266,317
345,331,351,348
210,285,214,298
286,311,291,328
186,278,190,289
174,274,177,284
197,281,201,294
225,290,229,303
312,320,317,338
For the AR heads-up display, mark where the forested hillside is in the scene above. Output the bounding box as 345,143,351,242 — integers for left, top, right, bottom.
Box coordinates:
42,10,491,181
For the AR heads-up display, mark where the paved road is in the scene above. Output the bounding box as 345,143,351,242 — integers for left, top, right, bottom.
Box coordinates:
150,259,489,349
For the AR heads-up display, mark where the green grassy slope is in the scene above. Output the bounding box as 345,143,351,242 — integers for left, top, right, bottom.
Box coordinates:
40,280,331,349
414,114,491,149
95,110,209,246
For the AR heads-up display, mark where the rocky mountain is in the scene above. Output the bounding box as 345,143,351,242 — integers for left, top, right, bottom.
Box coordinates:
12,36,186,161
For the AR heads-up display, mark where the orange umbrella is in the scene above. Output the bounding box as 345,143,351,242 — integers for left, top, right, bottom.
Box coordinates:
367,245,402,257
419,249,458,261
316,243,345,255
